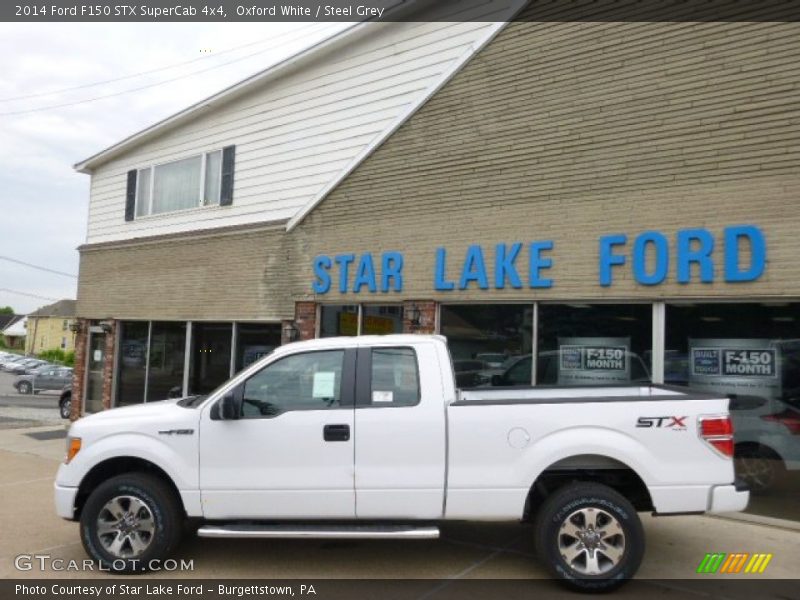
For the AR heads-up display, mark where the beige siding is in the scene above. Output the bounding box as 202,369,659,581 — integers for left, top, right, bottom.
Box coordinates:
77,225,293,320
286,19,800,302
84,1,519,244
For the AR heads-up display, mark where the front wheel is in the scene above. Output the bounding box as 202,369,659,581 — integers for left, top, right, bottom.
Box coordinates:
80,473,183,573
18,381,32,394
534,482,644,592
59,397,71,419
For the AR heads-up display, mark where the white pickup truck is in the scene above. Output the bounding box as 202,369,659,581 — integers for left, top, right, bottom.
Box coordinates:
55,335,747,591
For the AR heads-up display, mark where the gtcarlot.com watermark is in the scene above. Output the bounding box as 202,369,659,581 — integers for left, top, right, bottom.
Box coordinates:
14,553,194,572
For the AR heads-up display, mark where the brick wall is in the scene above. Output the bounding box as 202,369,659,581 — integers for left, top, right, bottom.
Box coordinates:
77,224,293,321
294,301,317,341
70,320,88,421
286,19,800,303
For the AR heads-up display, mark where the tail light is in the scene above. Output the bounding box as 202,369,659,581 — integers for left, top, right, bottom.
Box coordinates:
699,415,734,458
761,409,800,435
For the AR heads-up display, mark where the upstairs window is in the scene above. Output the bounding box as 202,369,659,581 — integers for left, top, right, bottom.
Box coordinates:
125,145,235,221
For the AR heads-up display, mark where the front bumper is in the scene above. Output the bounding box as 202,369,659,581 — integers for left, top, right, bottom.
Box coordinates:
708,482,749,513
54,483,79,520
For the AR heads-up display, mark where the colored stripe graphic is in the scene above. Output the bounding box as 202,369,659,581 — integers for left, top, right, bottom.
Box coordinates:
699,553,773,574
697,553,726,573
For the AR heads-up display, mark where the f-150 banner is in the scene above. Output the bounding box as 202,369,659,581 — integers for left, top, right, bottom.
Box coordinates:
688,338,781,401
557,337,632,386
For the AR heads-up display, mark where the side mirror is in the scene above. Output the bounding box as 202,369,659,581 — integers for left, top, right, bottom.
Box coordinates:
212,388,242,420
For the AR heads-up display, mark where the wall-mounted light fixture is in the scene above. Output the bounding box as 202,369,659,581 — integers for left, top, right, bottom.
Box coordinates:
283,321,299,343
99,321,113,334
68,322,81,333
407,304,421,331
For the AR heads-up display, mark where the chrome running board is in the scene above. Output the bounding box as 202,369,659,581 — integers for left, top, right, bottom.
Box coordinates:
197,523,440,539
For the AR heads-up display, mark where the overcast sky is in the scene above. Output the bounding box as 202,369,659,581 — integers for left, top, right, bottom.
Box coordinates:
0,21,351,314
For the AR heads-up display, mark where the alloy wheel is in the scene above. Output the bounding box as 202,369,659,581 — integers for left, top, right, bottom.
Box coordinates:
96,495,156,558
557,507,626,576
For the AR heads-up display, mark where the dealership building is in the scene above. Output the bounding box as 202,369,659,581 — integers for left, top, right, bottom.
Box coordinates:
72,0,800,482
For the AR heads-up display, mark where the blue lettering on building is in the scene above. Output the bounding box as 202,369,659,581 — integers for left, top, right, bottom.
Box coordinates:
311,225,766,293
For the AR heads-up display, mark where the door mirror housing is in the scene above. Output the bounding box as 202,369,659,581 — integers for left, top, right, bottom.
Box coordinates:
212,387,242,420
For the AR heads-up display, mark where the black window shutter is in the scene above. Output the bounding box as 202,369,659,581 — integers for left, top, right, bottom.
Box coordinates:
220,145,236,206
125,170,137,221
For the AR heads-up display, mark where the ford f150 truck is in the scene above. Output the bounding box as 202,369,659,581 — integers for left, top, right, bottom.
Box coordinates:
55,335,748,591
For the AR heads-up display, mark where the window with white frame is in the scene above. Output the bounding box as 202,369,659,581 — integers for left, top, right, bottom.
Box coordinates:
135,150,223,217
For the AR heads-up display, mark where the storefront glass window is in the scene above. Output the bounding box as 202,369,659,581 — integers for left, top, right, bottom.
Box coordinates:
146,322,186,402
536,304,652,386
190,322,232,394
362,305,404,335
667,303,800,522
235,323,282,372
117,321,148,406
440,304,533,388
319,305,359,337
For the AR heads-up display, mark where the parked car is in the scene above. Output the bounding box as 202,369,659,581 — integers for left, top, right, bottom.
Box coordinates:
452,359,488,387
0,355,29,371
59,385,72,420
484,351,651,387
55,334,746,591
13,366,73,395
475,352,507,368
8,358,49,375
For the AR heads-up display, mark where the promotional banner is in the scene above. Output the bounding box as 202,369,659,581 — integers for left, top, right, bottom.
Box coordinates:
688,338,781,400
557,337,631,385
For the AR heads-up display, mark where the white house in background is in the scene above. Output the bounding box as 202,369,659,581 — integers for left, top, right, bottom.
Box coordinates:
2,316,27,350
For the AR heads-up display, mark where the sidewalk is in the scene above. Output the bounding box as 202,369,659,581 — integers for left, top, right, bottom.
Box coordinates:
0,423,797,583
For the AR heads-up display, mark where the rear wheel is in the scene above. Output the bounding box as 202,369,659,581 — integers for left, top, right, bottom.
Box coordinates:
80,473,183,573
534,482,644,592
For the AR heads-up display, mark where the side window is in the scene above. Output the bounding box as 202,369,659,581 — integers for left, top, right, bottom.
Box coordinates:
241,350,344,418
370,347,420,407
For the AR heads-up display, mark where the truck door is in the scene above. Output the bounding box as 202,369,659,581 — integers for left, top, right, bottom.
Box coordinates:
199,348,356,519
354,342,447,519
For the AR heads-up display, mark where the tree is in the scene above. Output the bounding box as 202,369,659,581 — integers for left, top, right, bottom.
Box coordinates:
0,306,14,315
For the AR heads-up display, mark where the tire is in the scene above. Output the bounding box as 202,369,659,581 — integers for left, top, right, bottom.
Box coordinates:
534,482,644,593
18,381,32,395
80,472,183,573
59,397,71,419
735,445,782,493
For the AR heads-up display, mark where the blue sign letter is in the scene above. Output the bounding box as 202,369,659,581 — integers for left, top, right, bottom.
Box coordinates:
725,225,766,282
353,254,377,293
312,256,331,294
530,241,554,288
633,231,669,286
677,228,714,284
459,245,489,290
599,234,627,286
334,254,355,293
381,252,404,292
434,248,455,291
495,243,523,289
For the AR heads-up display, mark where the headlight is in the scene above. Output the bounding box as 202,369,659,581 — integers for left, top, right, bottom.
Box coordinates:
65,437,81,464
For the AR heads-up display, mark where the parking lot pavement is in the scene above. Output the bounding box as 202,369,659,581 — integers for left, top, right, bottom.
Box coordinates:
0,371,63,427
0,425,797,586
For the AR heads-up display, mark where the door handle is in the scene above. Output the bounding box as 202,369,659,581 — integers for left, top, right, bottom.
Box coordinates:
323,424,350,442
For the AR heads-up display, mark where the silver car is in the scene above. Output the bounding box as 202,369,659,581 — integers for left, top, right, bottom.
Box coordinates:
13,366,73,395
